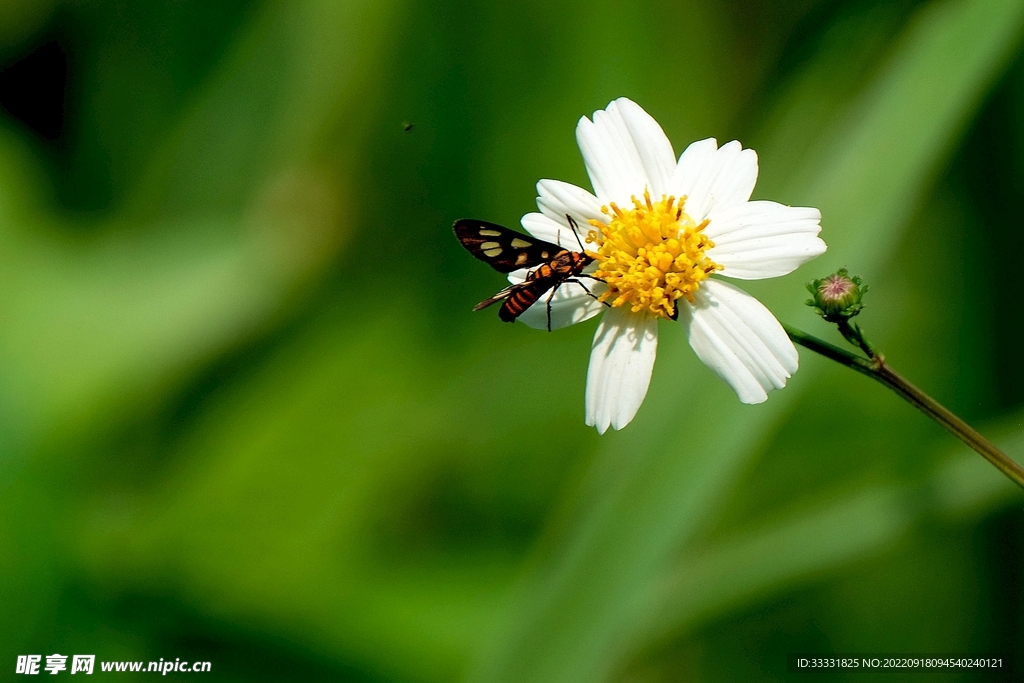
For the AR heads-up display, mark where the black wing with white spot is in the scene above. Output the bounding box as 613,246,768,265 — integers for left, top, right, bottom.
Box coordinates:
453,219,565,273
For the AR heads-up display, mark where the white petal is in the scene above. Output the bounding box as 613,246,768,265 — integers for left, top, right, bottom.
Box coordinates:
515,278,608,331
576,98,675,204
614,98,676,196
536,179,608,232
585,306,659,434
520,212,590,251
669,138,717,200
706,201,826,280
681,279,797,404
669,139,758,220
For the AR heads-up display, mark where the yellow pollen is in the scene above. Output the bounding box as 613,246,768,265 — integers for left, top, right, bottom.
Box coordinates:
589,189,722,319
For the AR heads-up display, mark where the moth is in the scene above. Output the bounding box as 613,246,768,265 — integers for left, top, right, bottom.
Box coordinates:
453,216,604,330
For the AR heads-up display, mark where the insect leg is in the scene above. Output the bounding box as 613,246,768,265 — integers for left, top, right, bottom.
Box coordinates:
578,274,611,306
546,285,556,332
565,278,609,306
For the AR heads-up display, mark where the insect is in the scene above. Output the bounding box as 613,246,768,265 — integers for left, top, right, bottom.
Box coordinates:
453,216,605,330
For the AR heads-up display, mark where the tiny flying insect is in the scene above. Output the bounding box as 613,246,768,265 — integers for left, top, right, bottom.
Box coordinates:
453,215,605,331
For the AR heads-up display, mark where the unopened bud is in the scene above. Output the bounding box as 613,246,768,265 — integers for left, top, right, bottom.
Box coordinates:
806,268,867,322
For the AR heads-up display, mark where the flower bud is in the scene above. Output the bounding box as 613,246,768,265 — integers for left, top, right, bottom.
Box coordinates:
806,268,867,322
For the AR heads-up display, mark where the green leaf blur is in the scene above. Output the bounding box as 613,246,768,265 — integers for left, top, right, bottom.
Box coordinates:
2,0,1024,681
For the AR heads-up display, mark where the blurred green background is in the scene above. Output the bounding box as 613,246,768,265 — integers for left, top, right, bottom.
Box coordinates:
2,0,1024,680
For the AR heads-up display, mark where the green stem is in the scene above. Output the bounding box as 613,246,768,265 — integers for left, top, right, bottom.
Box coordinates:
837,319,879,359
784,323,1024,491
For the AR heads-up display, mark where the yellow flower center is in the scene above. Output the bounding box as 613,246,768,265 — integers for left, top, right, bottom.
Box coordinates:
587,190,722,319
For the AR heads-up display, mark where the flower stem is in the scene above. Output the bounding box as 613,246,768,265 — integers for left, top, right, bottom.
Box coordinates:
783,323,1024,491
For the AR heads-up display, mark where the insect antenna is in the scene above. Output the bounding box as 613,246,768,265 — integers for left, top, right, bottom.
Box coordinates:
565,215,589,253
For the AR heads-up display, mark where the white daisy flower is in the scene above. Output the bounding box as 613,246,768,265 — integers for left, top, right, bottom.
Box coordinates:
512,97,827,434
